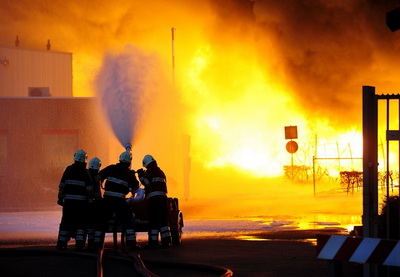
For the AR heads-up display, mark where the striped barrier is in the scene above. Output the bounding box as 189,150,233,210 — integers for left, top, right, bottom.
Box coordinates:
316,234,400,267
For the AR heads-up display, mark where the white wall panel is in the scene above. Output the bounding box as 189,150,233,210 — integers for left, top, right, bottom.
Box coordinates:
0,46,72,97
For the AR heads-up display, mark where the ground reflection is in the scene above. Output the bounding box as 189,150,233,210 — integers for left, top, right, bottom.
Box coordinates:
0,210,359,248
235,235,317,245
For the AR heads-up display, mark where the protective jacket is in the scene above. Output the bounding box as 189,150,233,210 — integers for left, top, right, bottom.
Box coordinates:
87,168,102,249
58,162,93,202
139,162,167,199
94,162,139,249
139,161,171,247
89,169,102,201
100,163,139,198
57,161,92,250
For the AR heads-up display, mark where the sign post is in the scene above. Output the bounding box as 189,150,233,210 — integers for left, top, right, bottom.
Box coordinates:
284,126,298,180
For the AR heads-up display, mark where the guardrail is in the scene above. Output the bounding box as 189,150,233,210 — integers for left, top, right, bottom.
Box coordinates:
317,234,400,267
317,234,400,276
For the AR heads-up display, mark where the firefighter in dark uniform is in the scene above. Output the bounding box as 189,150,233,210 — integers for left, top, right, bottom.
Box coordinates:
56,149,93,250
86,157,102,250
93,151,140,250
137,154,172,248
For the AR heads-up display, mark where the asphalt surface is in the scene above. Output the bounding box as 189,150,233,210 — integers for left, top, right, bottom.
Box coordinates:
0,229,364,277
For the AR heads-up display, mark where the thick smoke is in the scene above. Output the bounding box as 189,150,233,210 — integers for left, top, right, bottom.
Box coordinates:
248,0,400,128
1,0,399,128
1,0,399,219
198,0,400,130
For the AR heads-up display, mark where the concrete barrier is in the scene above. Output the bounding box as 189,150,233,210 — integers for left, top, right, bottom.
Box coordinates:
317,234,400,267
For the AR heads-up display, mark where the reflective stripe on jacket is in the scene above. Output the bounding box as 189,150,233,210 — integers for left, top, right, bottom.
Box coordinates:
140,162,167,199
58,162,93,201
99,163,139,198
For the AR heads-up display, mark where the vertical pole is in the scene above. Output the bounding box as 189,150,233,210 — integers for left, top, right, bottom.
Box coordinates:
337,142,341,173
386,99,390,239
291,140,294,180
171,27,175,86
381,137,386,172
183,134,191,201
349,143,354,168
362,86,379,277
313,134,318,197
313,156,316,196
398,99,400,240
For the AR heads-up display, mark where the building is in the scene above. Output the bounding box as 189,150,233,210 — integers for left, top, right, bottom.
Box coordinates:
0,45,72,97
0,45,110,210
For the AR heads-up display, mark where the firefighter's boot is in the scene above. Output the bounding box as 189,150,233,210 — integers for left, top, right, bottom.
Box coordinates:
75,229,86,250
125,229,140,250
56,240,68,250
147,229,159,249
93,230,104,250
87,228,95,250
160,226,172,248
56,229,70,250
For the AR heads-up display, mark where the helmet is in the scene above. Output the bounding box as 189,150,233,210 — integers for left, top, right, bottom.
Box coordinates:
119,151,132,163
74,150,87,163
142,154,155,168
89,157,101,170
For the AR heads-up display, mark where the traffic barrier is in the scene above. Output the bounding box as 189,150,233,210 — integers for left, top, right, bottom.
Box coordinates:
316,234,400,267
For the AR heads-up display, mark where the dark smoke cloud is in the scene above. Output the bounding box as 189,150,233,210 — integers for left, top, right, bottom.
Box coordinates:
202,0,400,129
2,0,399,129
0,0,131,52
249,0,400,128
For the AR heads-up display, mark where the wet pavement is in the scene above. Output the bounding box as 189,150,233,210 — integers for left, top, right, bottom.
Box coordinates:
0,229,363,277
0,210,366,276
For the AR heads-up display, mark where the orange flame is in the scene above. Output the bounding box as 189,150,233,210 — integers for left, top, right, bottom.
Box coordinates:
2,0,400,222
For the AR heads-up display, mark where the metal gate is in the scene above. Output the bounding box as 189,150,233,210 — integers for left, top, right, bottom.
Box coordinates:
362,85,400,276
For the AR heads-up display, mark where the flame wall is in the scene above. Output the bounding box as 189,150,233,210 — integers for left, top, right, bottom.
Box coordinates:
2,0,400,219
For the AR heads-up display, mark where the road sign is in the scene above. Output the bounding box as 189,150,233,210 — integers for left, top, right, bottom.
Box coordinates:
387,130,400,140
286,140,298,154
285,126,298,139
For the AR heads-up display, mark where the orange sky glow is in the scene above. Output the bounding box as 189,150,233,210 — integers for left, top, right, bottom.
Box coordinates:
2,0,400,224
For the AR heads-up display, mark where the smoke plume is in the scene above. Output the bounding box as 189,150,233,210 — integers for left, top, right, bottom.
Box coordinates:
1,0,400,219
252,0,400,126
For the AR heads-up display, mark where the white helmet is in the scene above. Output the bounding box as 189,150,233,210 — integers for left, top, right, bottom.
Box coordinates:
142,154,155,168
89,157,101,170
74,150,87,163
119,151,132,163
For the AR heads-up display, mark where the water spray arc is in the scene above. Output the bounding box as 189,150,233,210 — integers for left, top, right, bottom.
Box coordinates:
96,45,160,155
171,27,176,86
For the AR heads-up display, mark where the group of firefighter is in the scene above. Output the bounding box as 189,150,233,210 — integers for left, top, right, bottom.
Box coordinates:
56,149,171,251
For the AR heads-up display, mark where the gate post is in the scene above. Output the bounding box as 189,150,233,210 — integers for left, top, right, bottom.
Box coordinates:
362,86,379,276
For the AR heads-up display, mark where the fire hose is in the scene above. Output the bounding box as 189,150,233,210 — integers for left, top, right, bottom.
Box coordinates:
0,247,233,277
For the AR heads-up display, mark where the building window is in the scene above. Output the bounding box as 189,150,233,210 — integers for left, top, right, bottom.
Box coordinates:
42,130,78,169
28,87,50,97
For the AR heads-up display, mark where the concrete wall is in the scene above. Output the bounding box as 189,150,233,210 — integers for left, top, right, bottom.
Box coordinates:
0,97,110,210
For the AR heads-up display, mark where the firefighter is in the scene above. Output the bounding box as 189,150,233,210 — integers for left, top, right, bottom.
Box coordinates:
86,157,102,250
137,155,171,248
93,151,140,250
56,150,93,250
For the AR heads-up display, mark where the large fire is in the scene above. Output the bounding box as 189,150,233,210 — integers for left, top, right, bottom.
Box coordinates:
181,44,303,176
1,0,400,222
